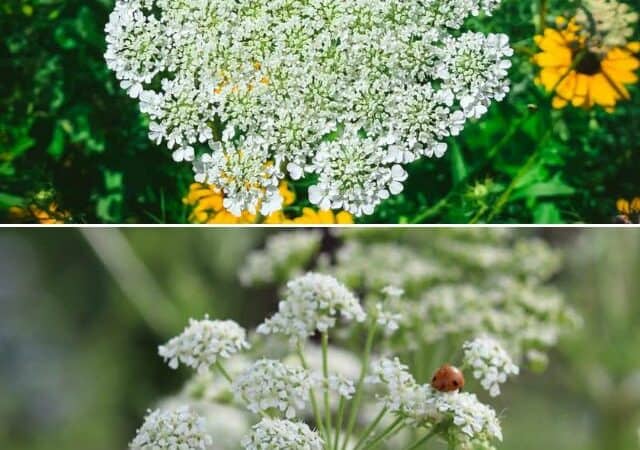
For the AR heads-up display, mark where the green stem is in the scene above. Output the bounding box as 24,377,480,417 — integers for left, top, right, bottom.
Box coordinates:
333,397,346,450
361,417,405,450
411,47,587,225
483,130,550,223
352,407,388,450
539,0,547,32
468,204,488,224
322,332,333,449
409,112,535,224
298,342,329,444
215,360,233,383
400,427,439,450
341,322,377,450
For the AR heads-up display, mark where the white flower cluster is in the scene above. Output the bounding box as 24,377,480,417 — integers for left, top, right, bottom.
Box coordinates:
242,229,577,367
327,374,356,400
433,391,503,444
463,336,519,397
159,317,250,373
415,279,580,364
257,273,366,342
130,406,212,450
241,418,323,450
375,286,404,335
232,359,316,418
329,241,455,293
367,357,503,444
576,0,639,50
239,231,323,286
105,0,512,216
366,357,425,415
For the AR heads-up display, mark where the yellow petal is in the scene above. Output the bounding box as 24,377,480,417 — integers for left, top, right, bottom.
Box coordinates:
317,210,336,223
278,182,296,206
571,74,589,107
552,96,568,108
534,48,572,68
617,199,630,215
336,211,354,224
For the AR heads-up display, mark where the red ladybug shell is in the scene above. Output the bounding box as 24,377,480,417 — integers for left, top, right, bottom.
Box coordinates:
431,364,465,392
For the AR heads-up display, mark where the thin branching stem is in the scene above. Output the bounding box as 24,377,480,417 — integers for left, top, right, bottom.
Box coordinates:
333,397,347,450
298,342,329,445
361,417,405,450
322,332,333,449
341,321,377,450
215,360,233,383
352,407,388,450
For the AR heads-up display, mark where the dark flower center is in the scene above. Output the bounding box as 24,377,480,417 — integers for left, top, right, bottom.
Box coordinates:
575,51,602,75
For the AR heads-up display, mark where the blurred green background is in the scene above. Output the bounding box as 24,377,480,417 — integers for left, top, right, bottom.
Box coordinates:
0,228,639,449
1,0,639,223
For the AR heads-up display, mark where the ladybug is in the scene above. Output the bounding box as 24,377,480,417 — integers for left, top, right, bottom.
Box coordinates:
431,364,465,392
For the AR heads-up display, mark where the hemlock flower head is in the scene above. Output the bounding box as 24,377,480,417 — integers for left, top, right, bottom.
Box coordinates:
130,406,212,450
367,357,503,444
366,357,424,415
375,285,404,335
241,230,577,370
105,0,512,217
432,391,503,443
159,316,250,373
257,273,365,342
232,359,316,418
241,418,323,450
327,374,356,400
239,231,323,286
533,12,639,111
463,336,519,397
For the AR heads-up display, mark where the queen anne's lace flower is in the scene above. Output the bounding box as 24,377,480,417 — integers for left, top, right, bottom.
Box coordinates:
159,317,250,373
130,406,212,450
105,0,512,216
463,336,519,397
241,418,323,450
257,273,366,342
232,359,316,418
193,138,282,216
104,0,167,99
576,0,639,50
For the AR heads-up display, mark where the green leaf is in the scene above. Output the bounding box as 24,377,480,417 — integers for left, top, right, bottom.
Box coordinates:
47,122,66,160
0,192,25,208
449,142,467,184
533,202,563,224
511,174,575,201
7,134,35,158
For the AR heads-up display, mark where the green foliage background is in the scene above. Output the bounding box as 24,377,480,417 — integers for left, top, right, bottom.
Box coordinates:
1,0,639,223
1,229,639,450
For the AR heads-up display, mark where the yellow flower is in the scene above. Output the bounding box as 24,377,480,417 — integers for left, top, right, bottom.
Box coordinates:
184,183,256,224
8,201,69,224
615,197,640,224
533,18,639,110
279,182,296,207
292,207,354,224
184,182,354,224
